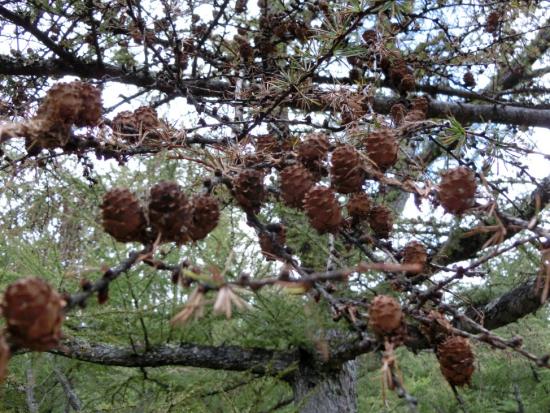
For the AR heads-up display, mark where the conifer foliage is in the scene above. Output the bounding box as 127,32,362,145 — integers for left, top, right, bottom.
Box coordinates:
0,0,549,411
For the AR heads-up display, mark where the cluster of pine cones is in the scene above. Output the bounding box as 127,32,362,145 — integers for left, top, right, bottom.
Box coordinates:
369,297,475,387
0,277,65,381
101,182,220,245
25,81,102,151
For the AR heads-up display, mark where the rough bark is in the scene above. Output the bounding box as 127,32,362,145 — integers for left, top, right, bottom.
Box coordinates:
462,277,543,331
50,338,298,376
293,359,358,413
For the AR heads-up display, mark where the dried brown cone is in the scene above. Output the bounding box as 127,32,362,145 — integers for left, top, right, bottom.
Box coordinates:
399,73,416,93
485,11,501,34
347,192,371,222
1,277,65,351
101,188,147,243
133,106,160,133
437,336,475,386
0,335,10,382
37,81,102,128
368,205,393,239
259,223,286,261
420,310,453,346
364,129,398,171
112,111,138,136
280,164,314,208
463,71,476,87
402,240,428,275
330,145,365,194
410,96,429,117
368,295,402,336
303,186,342,234
362,29,377,45
233,169,266,213
148,181,193,244
187,195,220,241
438,166,476,214
404,110,426,122
297,133,330,164
390,103,407,126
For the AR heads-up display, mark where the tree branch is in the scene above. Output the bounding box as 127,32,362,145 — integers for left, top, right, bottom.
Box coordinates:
48,339,298,376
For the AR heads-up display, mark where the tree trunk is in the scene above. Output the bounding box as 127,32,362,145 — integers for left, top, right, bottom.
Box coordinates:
292,359,358,413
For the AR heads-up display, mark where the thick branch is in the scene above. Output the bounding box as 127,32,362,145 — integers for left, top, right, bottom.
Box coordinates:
2,58,550,128
433,175,550,267
50,339,298,376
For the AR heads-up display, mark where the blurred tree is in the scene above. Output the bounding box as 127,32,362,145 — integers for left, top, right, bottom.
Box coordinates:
0,0,549,412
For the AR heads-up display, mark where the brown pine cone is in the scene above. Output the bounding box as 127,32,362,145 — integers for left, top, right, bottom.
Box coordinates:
233,169,266,213
463,71,476,87
437,336,475,386
330,145,365,194
188,195,220,241
362,29,377,45
0,335,10,382
280,164,314,208
148,181,193,244
410,96,429,117
347,192,371,222
364,129,398,171
404,110,426,122
485,11,501,34
101,188,147,243
401,240,428,274
368,295,402,336
297,133,330,164
368,205,393,238
390,103,407,126
259,223,286,261
438,166,476,214
112,111,138,136
420,310,453,346
303,186,342,234
1,277,65,351
37,81,102,128
134,106,160,132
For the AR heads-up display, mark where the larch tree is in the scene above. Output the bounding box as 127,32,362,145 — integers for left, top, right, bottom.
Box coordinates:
0,0,549,412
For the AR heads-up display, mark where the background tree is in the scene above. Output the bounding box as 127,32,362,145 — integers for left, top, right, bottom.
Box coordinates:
0,0,549,412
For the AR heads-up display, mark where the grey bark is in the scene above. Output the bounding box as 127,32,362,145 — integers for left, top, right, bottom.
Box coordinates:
50,338,298,376
53,366,82,412
293,360,358,413
25,366,39,413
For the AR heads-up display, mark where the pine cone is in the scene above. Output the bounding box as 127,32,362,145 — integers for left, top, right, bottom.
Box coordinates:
437,336,475,386
188,195,220,241
297,133,330,164
410,96,429,117
362,29,377,45
485,11,501,34
37,81,102,128
390,103,407,126
368,205,393,238
420,310,453,346
463,71,476,87
368,295,402,336
148,182,193,244
233,169,266,213
330,145,365,194
101,188,147,243
0,335,10,382
259,223,286,261
364,129,398,171
1,277,65,351
134,106,160,132
402,241,428,274
280,164,314,208
303,186,342,234
112,111,138,136
438,166,476,214
347,192,371,222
